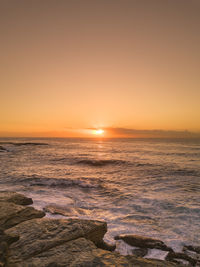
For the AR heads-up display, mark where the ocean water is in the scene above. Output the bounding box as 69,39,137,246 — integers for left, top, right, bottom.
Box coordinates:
0,137,200,256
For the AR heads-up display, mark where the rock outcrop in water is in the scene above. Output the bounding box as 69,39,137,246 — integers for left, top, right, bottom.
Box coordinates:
0,191,197,266
0,142,48,146
0,146,7,152
115,234,173,251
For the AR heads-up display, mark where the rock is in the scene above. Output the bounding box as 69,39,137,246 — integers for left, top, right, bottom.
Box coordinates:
10,237,99,267
132,247,148,257
183,245,200,254
5,217,179,267
0,146,7,152
0,228,19,267
115,234,173,252
0,191,181,266
0,242,7,267
183,245,200,263
12,142,48,146
0,202,45,230
165,251,197,266
44,204,95,217
96,240,116,252
0,229,19,246
126,255,179,267
6,237,178,267
0,191,33,205
0,142,48,146
43,204,78,217
5,218,107,264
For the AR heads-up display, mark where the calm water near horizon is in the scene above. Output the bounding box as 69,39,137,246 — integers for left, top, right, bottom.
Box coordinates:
0,137,200,257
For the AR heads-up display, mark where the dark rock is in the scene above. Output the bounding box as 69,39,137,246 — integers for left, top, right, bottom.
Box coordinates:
96,240,116,251
0,146,7,152
132,247,148,257
182,245,200,263
0,242,7,267
115,234,173,251
0,142,48,146
13,142,48,146
126,255,179,267
0,228,19,267
0,201,45,230
0,229,19,246
183,245,200,254
0,191,33,205
165,251,197,266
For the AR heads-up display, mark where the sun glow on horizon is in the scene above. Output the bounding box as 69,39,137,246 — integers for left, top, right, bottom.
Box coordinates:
92,129,104,135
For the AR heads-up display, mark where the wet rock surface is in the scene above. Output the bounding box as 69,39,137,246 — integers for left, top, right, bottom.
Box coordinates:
132,247,148,257
0,142,48,146
183,245,200,254
0,146,7,152
43,204,77,216
183,246,200,266
165,251,199,266
0,191,193,266
96,240,116,252
115,234,173,251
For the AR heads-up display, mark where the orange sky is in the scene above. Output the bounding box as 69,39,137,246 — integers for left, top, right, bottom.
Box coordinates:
0,0,200,138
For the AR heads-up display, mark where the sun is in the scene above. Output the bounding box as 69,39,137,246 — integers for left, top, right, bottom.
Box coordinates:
93,129,104,135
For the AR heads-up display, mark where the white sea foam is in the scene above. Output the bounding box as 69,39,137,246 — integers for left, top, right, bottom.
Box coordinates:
0,137,200,257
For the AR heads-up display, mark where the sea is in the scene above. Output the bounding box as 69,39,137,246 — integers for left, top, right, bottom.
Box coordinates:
0,137,200,258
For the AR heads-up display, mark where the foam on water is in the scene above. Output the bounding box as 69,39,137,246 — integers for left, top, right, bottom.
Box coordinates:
0,137,200,257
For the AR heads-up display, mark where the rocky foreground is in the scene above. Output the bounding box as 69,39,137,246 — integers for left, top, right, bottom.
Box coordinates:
0,192,199,266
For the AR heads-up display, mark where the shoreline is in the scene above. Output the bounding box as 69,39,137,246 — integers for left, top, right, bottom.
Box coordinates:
0,191,199,266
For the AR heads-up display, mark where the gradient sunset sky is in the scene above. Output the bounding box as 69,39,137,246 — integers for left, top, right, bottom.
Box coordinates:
0,0,200,137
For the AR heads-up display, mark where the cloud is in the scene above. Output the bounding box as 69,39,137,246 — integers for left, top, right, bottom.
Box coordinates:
103,127,200,138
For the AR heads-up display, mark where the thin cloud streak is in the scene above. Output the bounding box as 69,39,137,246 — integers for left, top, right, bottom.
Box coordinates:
103,127,200,138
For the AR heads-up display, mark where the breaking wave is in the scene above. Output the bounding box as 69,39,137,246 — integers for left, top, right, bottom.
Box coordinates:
52,157,128,167
20,176,103,189
76,159,127,167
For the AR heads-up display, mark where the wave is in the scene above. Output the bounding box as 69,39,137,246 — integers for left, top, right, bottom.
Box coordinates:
20,176,102,189
76,159,127,167
52,157,128,167
166,168,199,177
0,142,48,146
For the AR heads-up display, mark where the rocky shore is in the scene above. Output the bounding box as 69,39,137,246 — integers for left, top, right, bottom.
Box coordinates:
0,191,199,266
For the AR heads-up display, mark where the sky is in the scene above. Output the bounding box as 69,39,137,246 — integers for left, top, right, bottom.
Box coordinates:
0,0,200,138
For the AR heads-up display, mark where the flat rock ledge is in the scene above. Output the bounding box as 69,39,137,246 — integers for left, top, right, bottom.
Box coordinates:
0,192,183,266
